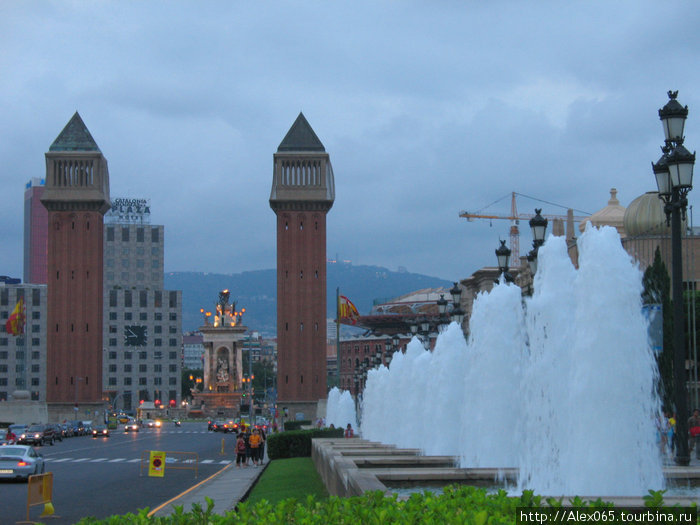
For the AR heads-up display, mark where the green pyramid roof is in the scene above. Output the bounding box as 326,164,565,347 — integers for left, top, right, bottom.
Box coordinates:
49,112,101,152
277,112,325,152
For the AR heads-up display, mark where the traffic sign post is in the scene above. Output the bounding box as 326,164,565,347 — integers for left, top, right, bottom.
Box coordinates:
148,451,166,477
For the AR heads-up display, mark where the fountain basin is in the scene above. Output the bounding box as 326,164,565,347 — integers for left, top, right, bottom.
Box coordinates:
313,438,700,505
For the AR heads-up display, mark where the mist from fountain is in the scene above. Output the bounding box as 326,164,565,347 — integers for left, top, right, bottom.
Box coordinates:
358,226,664,496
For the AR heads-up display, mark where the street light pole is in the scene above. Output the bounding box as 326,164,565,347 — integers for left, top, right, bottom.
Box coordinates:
653,90,695,466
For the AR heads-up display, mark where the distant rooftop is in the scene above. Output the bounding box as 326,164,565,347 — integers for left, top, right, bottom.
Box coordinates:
49,112,101,152
277,112,325,152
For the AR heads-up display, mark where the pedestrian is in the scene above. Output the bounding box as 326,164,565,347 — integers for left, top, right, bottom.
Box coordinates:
344,423,354,438
258,426,267,465
688,409,700,459
235,434,247,468
242,426,252,465
249,428,262,466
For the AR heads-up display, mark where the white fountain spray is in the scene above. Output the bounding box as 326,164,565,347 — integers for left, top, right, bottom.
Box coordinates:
359,225,664,496
326,387,358,431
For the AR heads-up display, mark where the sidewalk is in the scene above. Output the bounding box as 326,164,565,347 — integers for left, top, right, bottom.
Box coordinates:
149,460,267,518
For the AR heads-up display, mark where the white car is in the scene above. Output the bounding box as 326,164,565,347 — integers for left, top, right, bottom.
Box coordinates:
0,445,45,481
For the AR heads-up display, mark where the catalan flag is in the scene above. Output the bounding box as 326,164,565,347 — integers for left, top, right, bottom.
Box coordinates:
338,295,360,325
5,298,25,336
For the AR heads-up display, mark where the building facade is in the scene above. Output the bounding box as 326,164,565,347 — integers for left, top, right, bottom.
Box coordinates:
269,113,335,419
102,201,182,412
41,112,110,413
183,332,204,370
23,178,48,285
0,282,47,401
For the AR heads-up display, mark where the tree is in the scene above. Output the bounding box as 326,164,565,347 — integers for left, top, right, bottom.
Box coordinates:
642,247,673,410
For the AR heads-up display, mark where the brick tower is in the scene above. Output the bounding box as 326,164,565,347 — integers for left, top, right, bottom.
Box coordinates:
270,113,335,420
41,112,110,417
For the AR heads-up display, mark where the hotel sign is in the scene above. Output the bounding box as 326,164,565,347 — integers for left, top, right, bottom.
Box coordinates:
105,197,151,224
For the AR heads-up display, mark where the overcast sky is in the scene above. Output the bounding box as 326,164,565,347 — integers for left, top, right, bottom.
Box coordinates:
2,1,699,282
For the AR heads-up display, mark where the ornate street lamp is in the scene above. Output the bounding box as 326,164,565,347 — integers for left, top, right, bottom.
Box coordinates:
495,240,514,283
529,208,548,248
437,294,448,315
653,90,695,466
450,282,462,305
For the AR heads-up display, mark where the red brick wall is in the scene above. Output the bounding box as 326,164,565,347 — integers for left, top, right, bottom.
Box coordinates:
46,211,104,403
276,210,328,403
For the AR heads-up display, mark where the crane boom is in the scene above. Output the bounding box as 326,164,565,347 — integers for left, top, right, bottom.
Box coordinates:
460,192,588,264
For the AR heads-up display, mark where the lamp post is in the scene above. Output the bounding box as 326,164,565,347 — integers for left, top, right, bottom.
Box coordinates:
527,209,548,277
653,90,695,466
495,240,514,283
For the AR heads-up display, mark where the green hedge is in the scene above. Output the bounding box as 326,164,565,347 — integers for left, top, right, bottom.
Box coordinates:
75,487,677,524
267,428,344,459
283,419,312,431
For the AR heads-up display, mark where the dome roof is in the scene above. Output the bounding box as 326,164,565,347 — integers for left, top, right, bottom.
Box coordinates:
579,188,626,236
623,191,677,237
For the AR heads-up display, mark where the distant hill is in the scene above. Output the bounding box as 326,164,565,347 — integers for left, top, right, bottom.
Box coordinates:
165,263,453,336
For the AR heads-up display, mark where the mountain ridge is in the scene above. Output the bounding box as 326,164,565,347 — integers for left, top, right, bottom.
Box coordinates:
165,263,453,336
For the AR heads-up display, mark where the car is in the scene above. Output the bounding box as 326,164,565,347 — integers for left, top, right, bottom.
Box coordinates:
117,414,130,424
143,419,155,428
50,424,64,442
69,420,85,436
4,424,26,444
222,420,239,433
92,425,110,438
0,445,44,481
61,424,74,438
18,425,54,446
124,422,139,432
211,420,226,432
154,419,162,428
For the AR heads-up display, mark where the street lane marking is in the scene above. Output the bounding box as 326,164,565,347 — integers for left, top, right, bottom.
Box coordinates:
47,458,72,462
201,459,214,464
108,458,126,462
90,458,108,462
73,458,90,462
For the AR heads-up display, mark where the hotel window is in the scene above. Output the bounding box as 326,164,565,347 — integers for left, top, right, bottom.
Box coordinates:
32,311,40,320
32,289,41,306
106,227,114,241
137,227,144,242
151,227,159,242
121,227,129,242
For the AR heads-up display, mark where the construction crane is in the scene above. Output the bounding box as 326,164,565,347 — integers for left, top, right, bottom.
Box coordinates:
459,192,589,263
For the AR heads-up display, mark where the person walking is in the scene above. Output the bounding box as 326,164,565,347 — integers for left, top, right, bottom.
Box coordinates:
235,434,247,468
248,428,262,466
258,426,267,465
688,409,700,459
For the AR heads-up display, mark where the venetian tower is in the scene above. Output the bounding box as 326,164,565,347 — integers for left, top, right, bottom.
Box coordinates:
270,113,335,420
41,112,110,417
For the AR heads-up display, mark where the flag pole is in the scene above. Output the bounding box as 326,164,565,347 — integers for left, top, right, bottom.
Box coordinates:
336,287,341,387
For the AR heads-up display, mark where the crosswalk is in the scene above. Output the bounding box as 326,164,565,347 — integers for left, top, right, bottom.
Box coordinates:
45,456,233,464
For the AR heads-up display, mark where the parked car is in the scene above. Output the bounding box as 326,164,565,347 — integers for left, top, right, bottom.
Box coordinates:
92,425,110,438
18,424,54,446
0,445,44,481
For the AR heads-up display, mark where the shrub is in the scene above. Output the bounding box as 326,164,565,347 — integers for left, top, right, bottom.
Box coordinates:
283,419,311,431
267,428,344,459
75,487,676,524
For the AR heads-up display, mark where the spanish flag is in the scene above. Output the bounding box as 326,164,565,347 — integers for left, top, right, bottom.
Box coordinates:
338,295,360,325
5,298,25,336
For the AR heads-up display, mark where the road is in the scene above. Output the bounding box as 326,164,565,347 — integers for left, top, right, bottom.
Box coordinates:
0,422,240,524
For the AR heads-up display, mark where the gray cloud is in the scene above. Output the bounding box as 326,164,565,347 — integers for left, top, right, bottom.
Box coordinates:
1,1,699,283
